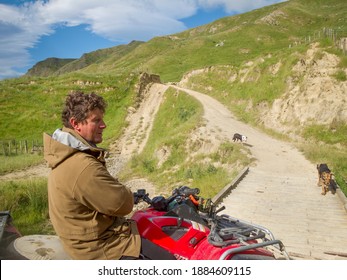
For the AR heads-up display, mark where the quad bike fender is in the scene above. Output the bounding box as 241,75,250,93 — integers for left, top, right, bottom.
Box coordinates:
9,235,71,260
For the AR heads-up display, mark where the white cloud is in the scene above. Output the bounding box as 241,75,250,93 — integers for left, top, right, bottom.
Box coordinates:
198,0,286,13
0,2,54,79
39,0,197,41
80,1,189,41
0,0,287,79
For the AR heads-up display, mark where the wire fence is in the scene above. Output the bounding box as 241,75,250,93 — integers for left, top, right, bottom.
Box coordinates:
0,139,43,156
300,27,347,55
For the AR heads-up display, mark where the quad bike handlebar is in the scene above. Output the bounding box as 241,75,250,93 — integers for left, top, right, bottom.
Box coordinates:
133,189,152,205
173,186,200,197
134,186,199,205
133,186,223,217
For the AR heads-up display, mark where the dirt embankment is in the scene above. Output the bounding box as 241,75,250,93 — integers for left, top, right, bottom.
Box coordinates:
260,43,347,138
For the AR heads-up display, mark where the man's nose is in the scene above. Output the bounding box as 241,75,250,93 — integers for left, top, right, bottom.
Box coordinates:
100,120,106,129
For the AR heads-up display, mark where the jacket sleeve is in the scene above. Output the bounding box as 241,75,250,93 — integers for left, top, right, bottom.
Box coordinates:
72,158,134,216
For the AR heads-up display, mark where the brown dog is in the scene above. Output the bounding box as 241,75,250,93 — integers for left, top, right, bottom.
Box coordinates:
316,163,336,195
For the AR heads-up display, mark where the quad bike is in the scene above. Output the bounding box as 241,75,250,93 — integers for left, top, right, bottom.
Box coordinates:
0,186,290,260
0,211,24,259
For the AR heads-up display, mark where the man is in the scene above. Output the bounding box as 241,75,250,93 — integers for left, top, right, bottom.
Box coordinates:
43,91,140,259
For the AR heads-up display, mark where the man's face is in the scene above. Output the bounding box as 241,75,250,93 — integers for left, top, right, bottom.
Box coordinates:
73,108,106,144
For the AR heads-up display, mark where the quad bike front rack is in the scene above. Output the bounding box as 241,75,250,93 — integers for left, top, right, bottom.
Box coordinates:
216,214,290,260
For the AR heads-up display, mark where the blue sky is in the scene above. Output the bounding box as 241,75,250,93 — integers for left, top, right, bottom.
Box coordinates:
0,0,287,80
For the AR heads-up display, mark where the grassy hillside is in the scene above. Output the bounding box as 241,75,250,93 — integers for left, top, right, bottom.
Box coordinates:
0,70,141,141
26,58,76,77
55,40,144,75
78,0,346,82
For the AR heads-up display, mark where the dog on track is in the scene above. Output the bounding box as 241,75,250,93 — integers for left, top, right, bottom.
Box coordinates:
316,163,337,195
232,133,247,143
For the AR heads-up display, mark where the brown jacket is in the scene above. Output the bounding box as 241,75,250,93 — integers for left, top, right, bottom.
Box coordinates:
43,127,140,259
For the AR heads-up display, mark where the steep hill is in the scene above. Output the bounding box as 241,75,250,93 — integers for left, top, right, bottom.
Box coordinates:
26,57,76,77
56,40,144,74
78,0,347,81
25,40,144,76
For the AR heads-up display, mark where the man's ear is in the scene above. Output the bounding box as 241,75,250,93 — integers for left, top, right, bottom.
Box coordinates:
69,117,81,132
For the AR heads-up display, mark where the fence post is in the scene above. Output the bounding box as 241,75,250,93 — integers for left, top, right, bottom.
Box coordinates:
24,140,28,153
14,139,17,155
1,139,43,155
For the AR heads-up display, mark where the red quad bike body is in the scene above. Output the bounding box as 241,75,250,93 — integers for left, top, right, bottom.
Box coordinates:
0,186,290,260
132,187,289,260
133,209,274,260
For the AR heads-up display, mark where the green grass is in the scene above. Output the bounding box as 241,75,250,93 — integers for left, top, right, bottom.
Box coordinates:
303,123,347,146
333,69,347,82
0,154,44,175
0,178,53,235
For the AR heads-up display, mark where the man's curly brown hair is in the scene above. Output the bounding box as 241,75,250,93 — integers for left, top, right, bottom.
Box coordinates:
62,91,107,128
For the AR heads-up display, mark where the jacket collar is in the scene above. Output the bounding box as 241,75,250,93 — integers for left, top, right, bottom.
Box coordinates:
52,127,90,151
48,127,107,165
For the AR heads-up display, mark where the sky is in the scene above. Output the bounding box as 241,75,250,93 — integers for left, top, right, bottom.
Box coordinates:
0,0,287,80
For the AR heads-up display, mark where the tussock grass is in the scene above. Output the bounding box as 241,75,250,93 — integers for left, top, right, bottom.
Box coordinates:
0,178,53,235
0,154,44,175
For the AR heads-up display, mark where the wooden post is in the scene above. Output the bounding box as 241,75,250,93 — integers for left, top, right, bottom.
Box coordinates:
24,140,28,153
4,141,8,156
14,139,17,155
